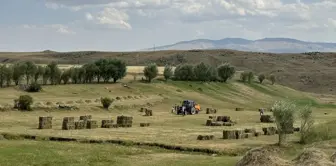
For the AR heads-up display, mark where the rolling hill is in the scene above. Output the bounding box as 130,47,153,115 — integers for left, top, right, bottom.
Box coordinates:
143,38,336,53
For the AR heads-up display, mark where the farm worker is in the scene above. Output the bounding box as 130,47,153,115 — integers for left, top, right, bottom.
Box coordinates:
259,108,264,116
182,106,186,116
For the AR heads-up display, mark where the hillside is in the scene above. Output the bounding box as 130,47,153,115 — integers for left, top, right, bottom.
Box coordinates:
1,49,335,96
143,38,336,53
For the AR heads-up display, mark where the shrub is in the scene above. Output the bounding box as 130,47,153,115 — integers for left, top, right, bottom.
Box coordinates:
16,95,33,111
299,105,314,144
101,97,114,109
143,63,158,83
258,74,266,84
269,74,276,85
217,63,235,82
272,100,296,146
240,72,249,82
163,65,173,81
26,82,42,92
302,120,336,143
247,72,254,83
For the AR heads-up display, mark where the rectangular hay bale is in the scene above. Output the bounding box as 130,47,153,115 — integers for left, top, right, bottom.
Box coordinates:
101,120,114,128
86,120,98,129
75,120,86,129
223,122,234,126
223,130,236,139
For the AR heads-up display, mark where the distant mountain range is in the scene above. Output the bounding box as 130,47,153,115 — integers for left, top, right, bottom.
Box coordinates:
142,38,336,53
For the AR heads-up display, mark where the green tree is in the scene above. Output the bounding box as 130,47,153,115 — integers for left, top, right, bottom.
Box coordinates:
143,63,158,83
47,62,61,85
194,62,212,82
272,100,296,146
247,72,254,83
69,67,79,84
83,63,99,83
258,74,266,84
42,66,50,85
22,61,37,85
61,69,71,84
12,62,25,85
217,63,235,82
173,64,194,81
163,65,173,81
34,66,45,83
0,65,6,87
240,72,248,83
4,65,13,87
299,105,314,144
94,59,108,83
110,59,127,83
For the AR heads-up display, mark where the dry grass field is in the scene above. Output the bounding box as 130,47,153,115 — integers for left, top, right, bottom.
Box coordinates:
0,71,336,165
1,49,336,96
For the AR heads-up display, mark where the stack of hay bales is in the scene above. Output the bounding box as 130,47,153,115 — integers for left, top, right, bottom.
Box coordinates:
205,115,235,126
116,116,133,127
260,115,275,123
75,120,86,129
101,120,117,128
87,120,98,129
38,116,53,129
235,108,244,111
197,135,214,140
262,127,277,135
206,108,217,114
62,117,75,130
139,107,147,112
223,128,262,139
140,123,150,127
144,109,153,116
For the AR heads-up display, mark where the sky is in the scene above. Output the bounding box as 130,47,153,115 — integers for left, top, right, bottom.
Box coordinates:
0,0,335,52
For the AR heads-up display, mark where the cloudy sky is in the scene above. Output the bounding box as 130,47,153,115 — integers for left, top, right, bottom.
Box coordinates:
0,0,335,51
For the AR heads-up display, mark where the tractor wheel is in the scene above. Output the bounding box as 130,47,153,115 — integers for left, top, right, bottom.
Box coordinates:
191,107,196,115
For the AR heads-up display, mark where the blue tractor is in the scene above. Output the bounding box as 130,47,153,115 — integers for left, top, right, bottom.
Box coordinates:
173,100,201,115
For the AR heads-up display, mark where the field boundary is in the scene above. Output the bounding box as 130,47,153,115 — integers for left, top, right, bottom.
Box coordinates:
0,132,248,156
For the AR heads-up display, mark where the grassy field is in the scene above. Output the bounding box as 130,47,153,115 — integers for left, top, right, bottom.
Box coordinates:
0,73,335,165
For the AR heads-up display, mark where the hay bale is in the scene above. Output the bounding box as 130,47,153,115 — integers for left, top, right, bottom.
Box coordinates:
210,122,222,126
235,129,245,139
236,147,291,166
206,108,217,114
244,128,257,133
79,115,92,121
209,116,217,120
255,131,262,137
197,135,214,140
244,133,254,138
116,116,133,127
223,130,236,139
140,123,150,127
236,108,244,111
38,116,53,129
260,115,275,123
62,117,75,130
206,120,213,126
101,120,114,128
75,120,86,129
86,120,98,129
294,127,300,132
223,122,235,126
145,109,153,116
85,100,92,103
216,116,231,122
293,148,335,166
262,127,277,135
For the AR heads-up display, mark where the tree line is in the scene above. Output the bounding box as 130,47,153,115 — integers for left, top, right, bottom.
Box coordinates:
0,59,127,88
144,62,276,84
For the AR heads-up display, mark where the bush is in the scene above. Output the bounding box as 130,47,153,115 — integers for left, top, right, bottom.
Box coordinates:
240,72,248,82
143,63,158,83
258,74,266,84
302,120,336,143
163,65,173,81
272,100,296,146
26,82,42,92
217,63,235,82
101,97,114,109
269,74,276,85
16,95,33,111
194,62,212,81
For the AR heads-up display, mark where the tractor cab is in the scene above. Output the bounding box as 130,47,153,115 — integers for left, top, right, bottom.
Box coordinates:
175,100,200,115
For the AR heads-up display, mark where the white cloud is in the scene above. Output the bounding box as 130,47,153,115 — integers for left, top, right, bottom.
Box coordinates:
87,8,132,30
86,13,94,20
